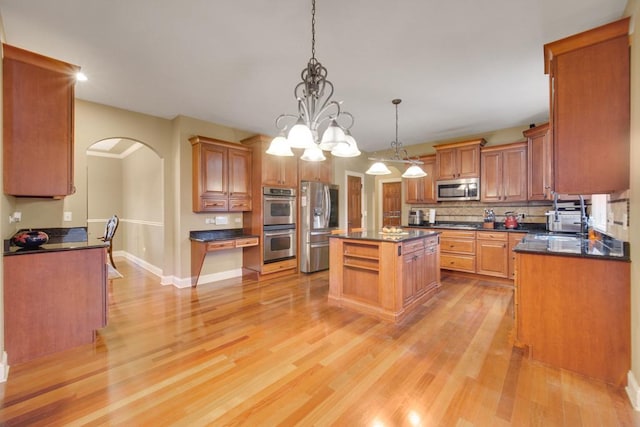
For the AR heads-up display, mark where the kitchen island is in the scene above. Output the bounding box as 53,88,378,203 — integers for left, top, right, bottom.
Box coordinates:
329,229,440,323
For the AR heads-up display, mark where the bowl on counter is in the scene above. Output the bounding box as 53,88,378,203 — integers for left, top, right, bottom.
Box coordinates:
11,230,49,248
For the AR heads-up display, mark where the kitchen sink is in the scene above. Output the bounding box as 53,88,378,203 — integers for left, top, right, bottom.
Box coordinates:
545,235,583,253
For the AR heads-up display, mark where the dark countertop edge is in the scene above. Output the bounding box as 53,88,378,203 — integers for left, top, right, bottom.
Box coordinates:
514,241,630,263
190,234,260,243
329,230,441,243
4,239,107,256
408,222,546,232
189,229,259,243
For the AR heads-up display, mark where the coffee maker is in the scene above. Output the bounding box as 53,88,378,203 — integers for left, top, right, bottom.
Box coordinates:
408,209,425,225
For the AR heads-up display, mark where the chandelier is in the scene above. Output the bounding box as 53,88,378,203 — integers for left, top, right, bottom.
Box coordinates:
365,99,426,178
266,0,360,161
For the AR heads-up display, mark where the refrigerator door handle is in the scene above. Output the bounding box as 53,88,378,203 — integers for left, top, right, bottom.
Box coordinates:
324,185,330,227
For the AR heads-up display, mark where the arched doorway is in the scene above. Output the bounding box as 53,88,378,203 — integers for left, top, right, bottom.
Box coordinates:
86,138,164,277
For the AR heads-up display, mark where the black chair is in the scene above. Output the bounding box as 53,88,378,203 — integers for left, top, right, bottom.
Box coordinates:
99,214,119,268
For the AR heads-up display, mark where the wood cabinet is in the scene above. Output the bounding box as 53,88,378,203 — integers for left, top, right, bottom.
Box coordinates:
523,123,553,201
329,233,440,322
476,231,508,278
298,154,332,182
433,139,486,180
402,237,438,306
515,251,629,385
4,248,107,364
190,136,252,212
544,18,630,194
480,142,527,202
3,44,79,197
242,134,298,188
404,155,436,204
439,230,476,273
190,236,259,286
507,232,526,279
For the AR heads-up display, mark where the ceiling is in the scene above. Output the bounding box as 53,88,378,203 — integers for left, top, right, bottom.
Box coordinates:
0,0,628,153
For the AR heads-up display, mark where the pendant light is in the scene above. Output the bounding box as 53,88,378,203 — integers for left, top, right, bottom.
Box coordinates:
266,0,360,161
366,99,426,178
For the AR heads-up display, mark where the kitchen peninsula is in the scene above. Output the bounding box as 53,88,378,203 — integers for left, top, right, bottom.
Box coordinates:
329,229,440,323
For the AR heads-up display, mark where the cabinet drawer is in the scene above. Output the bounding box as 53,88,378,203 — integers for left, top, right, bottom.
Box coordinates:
235,237,258,247
440,254,476,272
440,230,476,239
476,231,507,241
229,198,252,211
206,240,235,251
403,239,425,254
262,258,297,274
200,197,228,211
440,238,475,254
343,242,379,259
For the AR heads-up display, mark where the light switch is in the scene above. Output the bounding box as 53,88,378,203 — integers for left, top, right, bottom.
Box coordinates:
215,216,228,225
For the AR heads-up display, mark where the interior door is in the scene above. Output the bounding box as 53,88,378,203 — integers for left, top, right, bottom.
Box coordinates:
347,175,362,231
382,182,402,227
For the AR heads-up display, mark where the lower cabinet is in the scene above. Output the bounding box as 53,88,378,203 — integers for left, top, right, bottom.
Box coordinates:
439,230,476,273
508,232,527,279
4,248,107,364
402,237,439,306
476,231,508,277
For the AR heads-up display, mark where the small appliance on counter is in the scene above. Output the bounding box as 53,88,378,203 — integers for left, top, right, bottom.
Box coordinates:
504,211,522,229
546,199,585,233
428,208,436,224
408,209,424,225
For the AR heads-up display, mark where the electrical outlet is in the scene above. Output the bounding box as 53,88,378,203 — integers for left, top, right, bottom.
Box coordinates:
205,218,215,224
215,216,228,225
9,211,21,223
63,211,72,222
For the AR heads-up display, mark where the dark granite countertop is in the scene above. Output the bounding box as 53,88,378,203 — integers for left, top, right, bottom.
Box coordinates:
408,222,547,232
329,228,440,243
514,233,630,262
4,227,107,256
189,229,259,243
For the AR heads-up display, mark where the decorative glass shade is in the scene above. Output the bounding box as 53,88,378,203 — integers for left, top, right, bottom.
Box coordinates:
402,164,427,178
331,132,361,157
300,144,326,162
287,118,314,149
266,134,294,156
318,119,347,151
366,161,392,175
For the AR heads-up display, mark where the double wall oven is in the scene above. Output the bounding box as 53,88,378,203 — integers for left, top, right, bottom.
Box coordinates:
263,187,296,263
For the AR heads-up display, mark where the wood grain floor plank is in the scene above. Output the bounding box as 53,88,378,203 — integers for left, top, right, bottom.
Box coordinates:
0,258,637,426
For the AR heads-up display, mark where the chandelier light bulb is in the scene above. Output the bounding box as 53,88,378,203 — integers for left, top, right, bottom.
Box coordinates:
266,134,294,156
287,119,314,149
366,161,392,175
300,144,326,162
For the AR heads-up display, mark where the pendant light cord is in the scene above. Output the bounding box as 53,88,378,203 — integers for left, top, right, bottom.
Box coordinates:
311,0,316,60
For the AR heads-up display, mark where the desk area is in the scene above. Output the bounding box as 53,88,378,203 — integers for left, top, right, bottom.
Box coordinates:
189,229,259,287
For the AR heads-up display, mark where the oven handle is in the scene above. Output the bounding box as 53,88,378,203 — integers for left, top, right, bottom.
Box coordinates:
264,197,295,202
264,230,295,237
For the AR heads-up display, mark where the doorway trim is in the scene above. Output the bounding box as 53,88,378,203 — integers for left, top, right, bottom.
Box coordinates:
344,170,365,231
377,177,402,229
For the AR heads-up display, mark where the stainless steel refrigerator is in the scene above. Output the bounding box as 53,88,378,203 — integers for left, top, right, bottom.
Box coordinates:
299,180,339,273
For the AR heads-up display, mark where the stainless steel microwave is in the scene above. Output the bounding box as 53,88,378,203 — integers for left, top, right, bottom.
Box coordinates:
436,178,480,201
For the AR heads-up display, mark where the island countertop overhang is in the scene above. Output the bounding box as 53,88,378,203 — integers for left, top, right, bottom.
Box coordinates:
329,229,440,243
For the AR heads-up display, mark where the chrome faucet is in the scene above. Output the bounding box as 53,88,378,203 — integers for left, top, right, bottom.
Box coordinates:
578,195,588,237
552,191,559,222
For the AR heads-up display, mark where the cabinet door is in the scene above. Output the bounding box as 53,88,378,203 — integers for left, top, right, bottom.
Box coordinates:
457,145,481,178
525,123,552,200
435,148,457,180
550,28,629,194
228,147,252,211
480,151,502,202
476,233,508,278
262,157,284,186
3,44,78,197
200,144,227,198
502,147,527,202
419,155,436,203
404,178,423,204
299,156,332,182
280,155,299,187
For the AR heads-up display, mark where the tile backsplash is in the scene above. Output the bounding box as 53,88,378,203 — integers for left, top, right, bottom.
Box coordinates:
406,201,553,224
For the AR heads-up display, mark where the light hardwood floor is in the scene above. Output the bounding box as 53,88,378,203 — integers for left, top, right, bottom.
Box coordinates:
1,258,637,426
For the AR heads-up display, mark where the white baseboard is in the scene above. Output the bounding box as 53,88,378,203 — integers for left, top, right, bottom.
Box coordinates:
626,371,640,410
115,251,243,289
0,351,9,382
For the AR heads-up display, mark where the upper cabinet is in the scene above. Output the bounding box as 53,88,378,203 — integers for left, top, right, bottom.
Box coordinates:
242,134,298,188
523,123,553,201
3,44,79,197
544,18,630,194
190,136,252,212
298,154,332,183
433,138,485,181
404,155,436,204
480,142,527,203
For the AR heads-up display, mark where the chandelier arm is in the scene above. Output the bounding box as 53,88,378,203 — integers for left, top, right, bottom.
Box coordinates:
275,113,300,131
